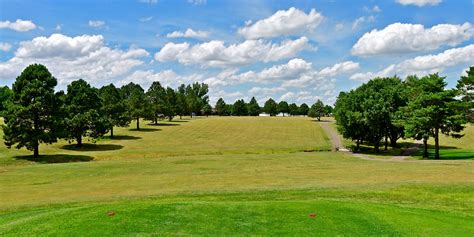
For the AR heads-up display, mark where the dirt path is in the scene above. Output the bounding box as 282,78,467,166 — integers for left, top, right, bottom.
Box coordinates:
318,121,418,162
318,122,349,152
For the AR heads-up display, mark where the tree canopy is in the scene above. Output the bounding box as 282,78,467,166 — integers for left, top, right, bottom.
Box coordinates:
2,64,62,157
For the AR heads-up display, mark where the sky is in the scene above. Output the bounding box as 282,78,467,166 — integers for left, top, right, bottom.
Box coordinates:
0,0,473,106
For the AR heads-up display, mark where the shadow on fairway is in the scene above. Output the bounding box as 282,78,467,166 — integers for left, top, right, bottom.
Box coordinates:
147,123,180,127
61,144,124,151
423,149,474,160
173,120,189,123
351,141,462,158
106,135,142,140
14,154,94,163
128,128,161,132
314,120,332,123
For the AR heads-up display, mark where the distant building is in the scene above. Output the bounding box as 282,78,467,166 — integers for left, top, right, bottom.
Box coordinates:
276,112,289,117
259,113,271,117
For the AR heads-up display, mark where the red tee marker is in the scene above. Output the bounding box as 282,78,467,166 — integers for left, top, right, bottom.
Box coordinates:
309,213,317,218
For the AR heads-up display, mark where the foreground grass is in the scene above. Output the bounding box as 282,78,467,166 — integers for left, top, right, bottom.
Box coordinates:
0,117,473,235
1,188,473,236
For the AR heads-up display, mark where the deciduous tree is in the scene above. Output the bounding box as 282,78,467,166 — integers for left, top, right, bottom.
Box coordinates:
263,98,278,116
99,84,130,138
63,79,109,147
121,82,147,130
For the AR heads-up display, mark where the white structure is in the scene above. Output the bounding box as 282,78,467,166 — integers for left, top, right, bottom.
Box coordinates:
259,113,271,117
276,113,289,117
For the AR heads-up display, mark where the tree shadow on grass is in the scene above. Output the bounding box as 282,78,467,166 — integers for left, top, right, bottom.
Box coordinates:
61,144,123,151
173,120,189,123
314,120,332,123
104,135,141,140
14,154,93,163
128,128,161,132
419,149,474,160
147,123,180,127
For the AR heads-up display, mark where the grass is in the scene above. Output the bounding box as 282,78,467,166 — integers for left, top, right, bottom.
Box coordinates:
0,116,473,235
0,116,330,165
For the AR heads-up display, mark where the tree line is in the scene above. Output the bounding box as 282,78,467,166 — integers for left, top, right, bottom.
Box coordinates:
334,67,473,159
0,64,211,157
0,64,336,157
213,97,333,119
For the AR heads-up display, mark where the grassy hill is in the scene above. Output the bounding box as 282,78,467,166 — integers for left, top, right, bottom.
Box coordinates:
0,117,473,236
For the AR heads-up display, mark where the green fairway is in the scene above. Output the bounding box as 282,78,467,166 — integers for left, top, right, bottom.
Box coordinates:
0,116,330,165
0,117,473,236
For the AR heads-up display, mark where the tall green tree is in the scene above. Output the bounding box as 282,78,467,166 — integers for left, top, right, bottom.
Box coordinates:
2,64,62,157
277,101,289,116
146,81,166,124
99,84,130,138
334,91,367,151
323,105,333,116
289,103,299,116
0,86,13,116
247,97,260,116
457,67,474,122
299,103,309,116
175,84,188,119
186,82,209,117
162,87,177,121
215,98,227,116
121,82,147,130
63,79,109,147
203,103,213,117
403,74,466,159
233,99,247,116
308,100,324,121
263,98,278,116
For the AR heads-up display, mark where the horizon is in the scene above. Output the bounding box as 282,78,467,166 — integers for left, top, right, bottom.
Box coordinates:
1,0,473,105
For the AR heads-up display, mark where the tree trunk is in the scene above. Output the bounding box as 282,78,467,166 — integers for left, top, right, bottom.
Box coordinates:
77,136,82,148
356,139,360,152
384,136,388,151
136,117,140,130
390,135,398,148
155,117,158,125
33,143,39,157
180,114,182,119
110,126,114,138
423,137,428,159
317,116,320,121
168,116,172,121
374,141,380,153
434,127,440,159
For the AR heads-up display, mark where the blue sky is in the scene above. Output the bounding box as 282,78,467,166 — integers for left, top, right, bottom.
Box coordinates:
0,0,473,105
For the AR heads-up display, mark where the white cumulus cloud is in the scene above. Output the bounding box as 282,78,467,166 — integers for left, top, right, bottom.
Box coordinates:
166,28,210,39
0,33,149,86
396,0,442,7
238,7,323,39
0,42,12,51
89,20,106,28
350,44,474,81
352,22,474,55
154,37,311,68
0,19,36,32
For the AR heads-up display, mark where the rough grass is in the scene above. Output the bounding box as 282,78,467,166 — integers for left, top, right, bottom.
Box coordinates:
0,116,473,236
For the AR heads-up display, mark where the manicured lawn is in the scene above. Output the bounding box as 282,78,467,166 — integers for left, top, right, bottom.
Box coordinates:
0,116,330,165
0,116,473,235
